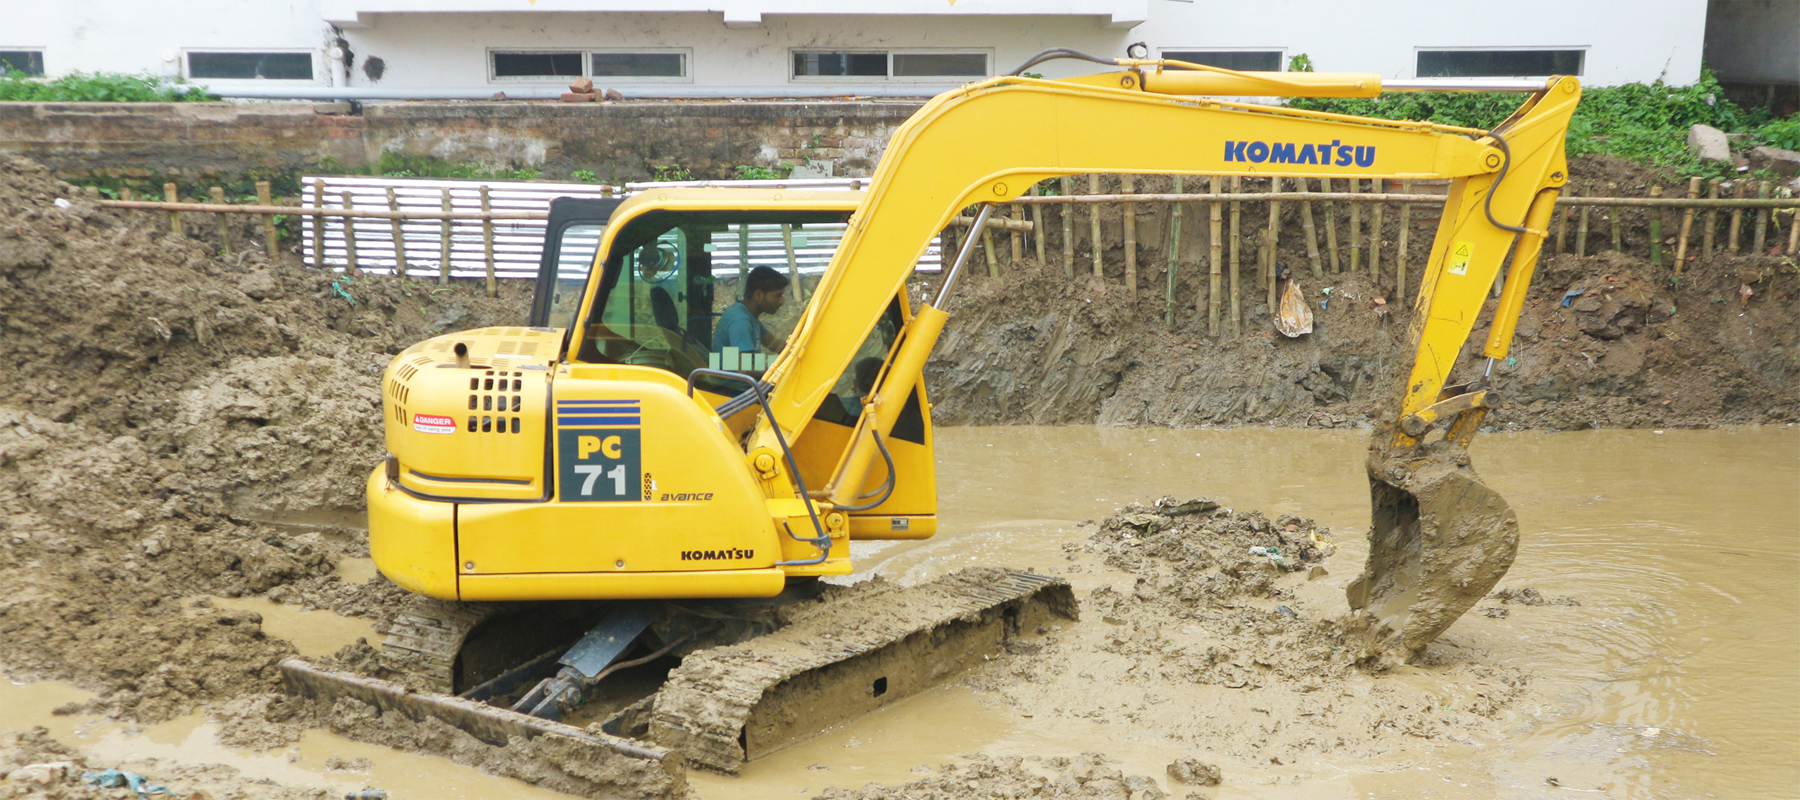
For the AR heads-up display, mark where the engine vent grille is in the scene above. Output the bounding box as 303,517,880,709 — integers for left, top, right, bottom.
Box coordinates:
467,370,526,434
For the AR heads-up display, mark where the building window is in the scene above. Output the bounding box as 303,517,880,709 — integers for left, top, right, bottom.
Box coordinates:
0,50,45,77
1416,49,1584,78
1160,50,1284,72
892,53,986,77
792,50,988,81
590,51,686,80
492,51,583,80
186,51,314,80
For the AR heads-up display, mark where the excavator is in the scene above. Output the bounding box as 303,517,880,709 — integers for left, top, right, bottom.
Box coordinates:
281,50,1578,792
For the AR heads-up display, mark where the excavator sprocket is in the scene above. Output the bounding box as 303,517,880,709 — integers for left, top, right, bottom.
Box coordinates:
1349,440,1519,663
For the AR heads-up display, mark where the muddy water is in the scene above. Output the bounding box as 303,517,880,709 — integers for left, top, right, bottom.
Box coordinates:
711,426,1800,799
6,427,1795,799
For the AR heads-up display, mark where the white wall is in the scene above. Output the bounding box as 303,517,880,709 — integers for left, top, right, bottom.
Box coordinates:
0,0,1708,90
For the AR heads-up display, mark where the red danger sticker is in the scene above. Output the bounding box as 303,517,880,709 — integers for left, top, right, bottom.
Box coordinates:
412,413,456,435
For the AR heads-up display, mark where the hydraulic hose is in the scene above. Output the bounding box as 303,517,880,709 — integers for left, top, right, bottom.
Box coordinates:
832,429,895,512
685,368,833,565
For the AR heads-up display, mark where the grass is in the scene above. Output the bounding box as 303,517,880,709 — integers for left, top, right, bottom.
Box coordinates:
0,70,214,102
1289,70,1795,179
315,152,543,181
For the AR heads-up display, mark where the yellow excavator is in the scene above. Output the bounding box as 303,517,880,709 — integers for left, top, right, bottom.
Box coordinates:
282,50,1577,787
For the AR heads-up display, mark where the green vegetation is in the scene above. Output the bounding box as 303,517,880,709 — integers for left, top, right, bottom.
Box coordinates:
1287,66,1795,178
732,165,782,180
570,169,599,183
650,164,694,182
0,71,214,102
315,152,543,181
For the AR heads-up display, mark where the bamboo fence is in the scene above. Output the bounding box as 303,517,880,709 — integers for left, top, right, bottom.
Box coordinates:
96,176,1799,320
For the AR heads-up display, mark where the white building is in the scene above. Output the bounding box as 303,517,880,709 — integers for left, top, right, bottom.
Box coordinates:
3,1,1709,98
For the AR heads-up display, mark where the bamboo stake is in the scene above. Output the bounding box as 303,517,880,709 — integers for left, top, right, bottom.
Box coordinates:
738,224,750,285
1060,177,1074,278
1703,179,1720,261
120,187,133,201
1753,181,1771,255
1208,176,1223,337
1789,207,1800,255
439,189,452,284
167,182,182,236
257,181,279,256
1323,178,1341,272
1298,178,1322,278
210,187,231,256
1266,178,1281,312
1009,204,1023,264
1369,180,1384,284
1089,174,1103,278
1122,174,1137,295
480,185,495,296
1348,178,1362,273
781,223,802,298
1167,175,1183,329
1031,184,1046,265
1554,180,1571,254
386,187,409,278
1675,177,1700,274
1397,179,1413,300
1728,181,1745,255
1228,176,1242,336
1576,182,1592,257
1648,186,1664,265
339,191,358,272
1607,182,1622,252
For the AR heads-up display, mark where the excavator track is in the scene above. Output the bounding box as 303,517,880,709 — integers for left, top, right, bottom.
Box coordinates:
649,567,1076,773
378,599,520,693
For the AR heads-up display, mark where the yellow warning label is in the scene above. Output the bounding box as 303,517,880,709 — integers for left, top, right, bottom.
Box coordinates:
1447,241,1474,276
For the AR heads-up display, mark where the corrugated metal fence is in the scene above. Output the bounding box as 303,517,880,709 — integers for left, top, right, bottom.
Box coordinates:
299,176,944,280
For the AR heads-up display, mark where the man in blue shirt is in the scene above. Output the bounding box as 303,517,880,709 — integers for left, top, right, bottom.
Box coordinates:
714,266,789,360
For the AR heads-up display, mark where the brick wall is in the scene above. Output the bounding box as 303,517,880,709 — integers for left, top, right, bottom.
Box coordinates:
0,99,924,193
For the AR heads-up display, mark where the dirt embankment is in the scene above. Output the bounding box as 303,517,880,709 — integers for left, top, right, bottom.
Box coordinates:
0,155,525,722
929,159,1798,430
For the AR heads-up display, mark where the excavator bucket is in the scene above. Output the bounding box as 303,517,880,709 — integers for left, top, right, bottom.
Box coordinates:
1348,437,1519,662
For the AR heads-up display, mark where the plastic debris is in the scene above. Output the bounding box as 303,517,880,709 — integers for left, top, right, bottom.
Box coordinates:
81,770,172,798
1560,287,1585,307
331,277,357,306
53,198,72,209
1275,280,1314,338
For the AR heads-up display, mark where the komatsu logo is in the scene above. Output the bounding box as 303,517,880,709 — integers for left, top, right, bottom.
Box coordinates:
681,548,754,561
1224,139,1376,167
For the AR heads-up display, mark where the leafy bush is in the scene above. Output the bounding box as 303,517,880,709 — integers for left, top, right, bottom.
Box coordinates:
0,71,213,102
732,164,782,180
1755,117,1800,151
1290,70,1790,177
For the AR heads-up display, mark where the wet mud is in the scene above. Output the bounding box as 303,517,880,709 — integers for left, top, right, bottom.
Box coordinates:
3,152,1797,800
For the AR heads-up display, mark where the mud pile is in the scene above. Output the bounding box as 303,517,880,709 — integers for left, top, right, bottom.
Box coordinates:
929,159,1798,430
813,753,1168,800
1,727,329,800
0,155,524,720
959,500,1531,770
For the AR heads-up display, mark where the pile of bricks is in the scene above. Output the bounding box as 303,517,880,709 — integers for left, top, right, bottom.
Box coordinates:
561,78,624,103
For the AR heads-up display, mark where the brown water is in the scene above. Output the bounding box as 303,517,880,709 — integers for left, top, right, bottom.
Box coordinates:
6,427,1796,799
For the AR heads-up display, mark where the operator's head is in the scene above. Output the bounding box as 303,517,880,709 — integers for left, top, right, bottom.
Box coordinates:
744,266,789,315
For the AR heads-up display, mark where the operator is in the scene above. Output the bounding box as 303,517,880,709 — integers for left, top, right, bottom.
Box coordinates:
714,265,789,357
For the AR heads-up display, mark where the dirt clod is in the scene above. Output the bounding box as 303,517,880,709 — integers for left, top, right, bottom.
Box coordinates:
1165,758,1221,786
813,753,1164,800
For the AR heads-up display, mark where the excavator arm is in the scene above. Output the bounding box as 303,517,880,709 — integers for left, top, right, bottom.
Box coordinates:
742,58,1578,657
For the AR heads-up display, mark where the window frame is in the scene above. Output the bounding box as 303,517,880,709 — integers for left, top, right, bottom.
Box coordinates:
487,48,587,82
1412,46,1587,79
0,48,46,77
587,48,692,84
789,48,991,83
1157,48,1287,73
181,48,318,82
